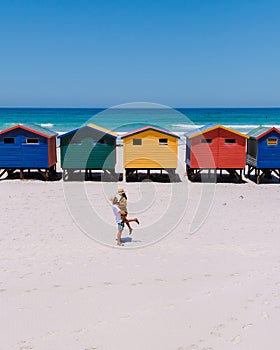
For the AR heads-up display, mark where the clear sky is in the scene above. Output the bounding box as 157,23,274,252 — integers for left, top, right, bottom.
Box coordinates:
0,0,280,107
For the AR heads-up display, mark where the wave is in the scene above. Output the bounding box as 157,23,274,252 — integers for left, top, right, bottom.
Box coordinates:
3,122,17,127
40,123,54,128
171,123,280,130
172,124,204,129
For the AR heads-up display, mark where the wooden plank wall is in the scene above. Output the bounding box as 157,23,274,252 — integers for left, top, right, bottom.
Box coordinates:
123,130,178,169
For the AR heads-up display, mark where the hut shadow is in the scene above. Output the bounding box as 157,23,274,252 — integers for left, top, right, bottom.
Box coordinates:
62,170,121,182
246,173,280,184
187,170,247,184
125,172,181,183
1,170,62,182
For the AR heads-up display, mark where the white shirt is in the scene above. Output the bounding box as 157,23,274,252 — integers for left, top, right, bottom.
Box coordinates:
112,204,122,224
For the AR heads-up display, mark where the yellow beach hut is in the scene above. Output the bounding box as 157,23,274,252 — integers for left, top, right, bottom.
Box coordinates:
121,125,179,181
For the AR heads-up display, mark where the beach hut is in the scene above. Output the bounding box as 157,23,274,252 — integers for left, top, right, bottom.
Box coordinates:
246,126,280,183
185,124,249,182
0,123,57,180
121,125,179,180
58,123,118,180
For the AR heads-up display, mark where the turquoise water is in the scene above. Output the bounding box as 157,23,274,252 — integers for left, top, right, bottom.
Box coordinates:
1,107,280,135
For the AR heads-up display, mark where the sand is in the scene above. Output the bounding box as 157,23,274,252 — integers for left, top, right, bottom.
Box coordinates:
1,146,280,350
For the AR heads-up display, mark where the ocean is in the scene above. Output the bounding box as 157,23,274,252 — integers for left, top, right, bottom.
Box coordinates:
1,107,280,138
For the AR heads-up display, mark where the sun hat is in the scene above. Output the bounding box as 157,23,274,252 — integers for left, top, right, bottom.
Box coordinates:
118,188,125,194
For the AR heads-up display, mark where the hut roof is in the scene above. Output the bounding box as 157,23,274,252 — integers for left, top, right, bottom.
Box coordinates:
0,123,57,138
87,123,118,137
121,125,180,139
247,126,280,140
185,124,249,139
58,123,118,139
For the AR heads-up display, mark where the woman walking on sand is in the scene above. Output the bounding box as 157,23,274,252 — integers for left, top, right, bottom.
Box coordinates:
117,188,139,235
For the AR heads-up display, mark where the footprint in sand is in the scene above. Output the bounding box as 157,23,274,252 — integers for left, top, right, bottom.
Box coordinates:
73,328,88,334
242,323,253,330
154,278,166,282
17,340,33,350
210,323,224,338
262,311,270,319
103,281,112,286
120,314,131,320
210,330,222,337
164,304,175,310
230,335,241,344
130,282,143,286
178,345,199,350
216,323,225,330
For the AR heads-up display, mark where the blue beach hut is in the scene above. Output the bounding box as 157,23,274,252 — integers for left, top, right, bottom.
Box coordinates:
0,123,57,180
246,126,280,183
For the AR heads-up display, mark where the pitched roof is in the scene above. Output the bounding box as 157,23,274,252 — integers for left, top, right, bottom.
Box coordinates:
185,124,249,139
87,123,118,137
0,123,57,138
247,126,280,140
121,125,180,139
58,123,118,139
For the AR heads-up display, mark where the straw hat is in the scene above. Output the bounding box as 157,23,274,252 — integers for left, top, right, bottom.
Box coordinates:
118,188,125,194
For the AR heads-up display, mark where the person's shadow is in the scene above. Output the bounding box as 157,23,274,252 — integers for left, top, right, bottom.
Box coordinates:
121,237,132,243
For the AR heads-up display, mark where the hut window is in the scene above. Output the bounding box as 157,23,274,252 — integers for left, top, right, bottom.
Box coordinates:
200,139,212,144
159,138,168,145
267,138,278,145
133,138,142,145
225,139,236,144
3,137,15,144
26,138,39,144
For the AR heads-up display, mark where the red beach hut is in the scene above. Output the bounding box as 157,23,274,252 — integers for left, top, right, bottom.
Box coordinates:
185,125,249,181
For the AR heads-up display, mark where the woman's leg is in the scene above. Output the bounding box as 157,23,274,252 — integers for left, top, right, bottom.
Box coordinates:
127,218,140,224
122,214,132,229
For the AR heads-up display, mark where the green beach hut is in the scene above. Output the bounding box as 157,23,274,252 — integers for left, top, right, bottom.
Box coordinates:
58,123,118,180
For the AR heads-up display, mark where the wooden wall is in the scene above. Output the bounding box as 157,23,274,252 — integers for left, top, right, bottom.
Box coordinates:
123,129,178,169
257,131,280,168
0,129,51,169
60,127,116,170
188,127,246,169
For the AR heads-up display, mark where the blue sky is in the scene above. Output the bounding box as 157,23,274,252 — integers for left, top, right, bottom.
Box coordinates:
0,0,280,107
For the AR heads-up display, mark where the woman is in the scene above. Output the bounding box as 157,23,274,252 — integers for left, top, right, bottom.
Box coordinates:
117,188,139,235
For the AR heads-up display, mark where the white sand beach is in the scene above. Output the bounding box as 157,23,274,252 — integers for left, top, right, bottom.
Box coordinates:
1,146,280,350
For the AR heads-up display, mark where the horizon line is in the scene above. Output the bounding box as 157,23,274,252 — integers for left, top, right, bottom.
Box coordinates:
1,106,280,109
